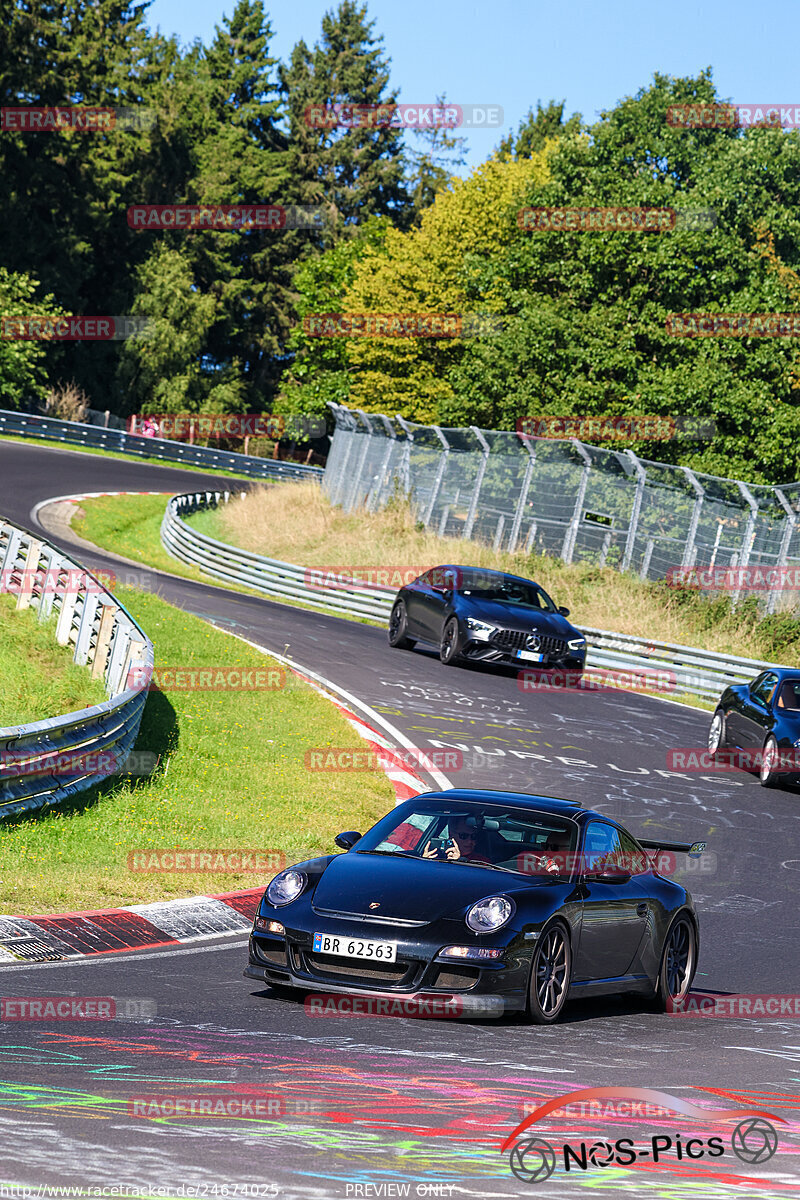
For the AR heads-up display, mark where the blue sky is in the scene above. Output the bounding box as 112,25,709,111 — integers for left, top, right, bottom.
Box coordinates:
145,0,800,170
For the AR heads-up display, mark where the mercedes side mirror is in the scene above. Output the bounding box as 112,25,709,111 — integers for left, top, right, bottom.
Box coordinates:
334,830,362,850
558,606,570,616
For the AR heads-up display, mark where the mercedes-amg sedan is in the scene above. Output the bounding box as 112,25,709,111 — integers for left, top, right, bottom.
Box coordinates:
387,565,586,671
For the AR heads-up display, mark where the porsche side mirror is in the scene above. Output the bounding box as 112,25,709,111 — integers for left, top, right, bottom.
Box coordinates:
586,867,632,884
334,830,362,850
558,606,570,617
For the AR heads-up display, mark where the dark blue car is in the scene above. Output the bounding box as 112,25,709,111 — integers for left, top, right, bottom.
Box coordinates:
244,789,702,1024
709,669,800,788
387,564,587,672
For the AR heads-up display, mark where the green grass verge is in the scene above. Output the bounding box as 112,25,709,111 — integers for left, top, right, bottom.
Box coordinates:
0,432,267,482
0,593,107,726
71,494,378,624
0,585,394,913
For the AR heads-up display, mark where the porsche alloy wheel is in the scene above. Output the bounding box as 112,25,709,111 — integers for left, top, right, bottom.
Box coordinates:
759,736,780,787
528,922,572,1024
439,617,462,666
388,601,415,650
656,915,697,1011
707,710,726,755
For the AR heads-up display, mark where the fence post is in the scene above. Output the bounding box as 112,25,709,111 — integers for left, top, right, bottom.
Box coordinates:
767,488,797,615
621,450,646,573
342,409,373,512
731,483,758,608
561,440,592,564
395,415,415,498
463,427,489,539
508,433,537,553
370,415,397,511
681,468,705,570
423,425,450,526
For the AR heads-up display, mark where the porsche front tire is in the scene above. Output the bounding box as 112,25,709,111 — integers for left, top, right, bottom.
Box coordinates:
527,920,572,1025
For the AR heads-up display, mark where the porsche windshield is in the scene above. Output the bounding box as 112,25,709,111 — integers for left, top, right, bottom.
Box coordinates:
357,802,579,875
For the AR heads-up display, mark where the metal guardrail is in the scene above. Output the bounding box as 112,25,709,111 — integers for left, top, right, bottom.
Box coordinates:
0,408,323,482
0,519,154,818
161,492,393,621
161,491,787,704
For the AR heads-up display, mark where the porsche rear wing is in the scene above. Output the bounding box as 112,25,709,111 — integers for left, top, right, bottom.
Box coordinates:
638,838,707,856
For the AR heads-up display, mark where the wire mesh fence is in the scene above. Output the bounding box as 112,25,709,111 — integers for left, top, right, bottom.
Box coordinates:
324,403,800,615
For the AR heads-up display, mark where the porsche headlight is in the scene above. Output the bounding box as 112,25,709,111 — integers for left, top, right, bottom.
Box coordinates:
567,637,586,650
466,895,514,933
465,617,495,639
266,869,307,907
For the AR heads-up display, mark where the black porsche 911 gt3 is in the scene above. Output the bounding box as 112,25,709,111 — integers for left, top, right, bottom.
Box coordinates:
387,565,587,671
244,789,703,1023
709,668,800,788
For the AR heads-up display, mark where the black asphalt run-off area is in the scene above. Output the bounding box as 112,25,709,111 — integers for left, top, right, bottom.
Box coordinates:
1,439,798,1198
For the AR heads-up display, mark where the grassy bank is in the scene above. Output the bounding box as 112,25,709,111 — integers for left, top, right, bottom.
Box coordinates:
196,481,800,667
69,486,800,670
0,585,394,913
0,593,107,726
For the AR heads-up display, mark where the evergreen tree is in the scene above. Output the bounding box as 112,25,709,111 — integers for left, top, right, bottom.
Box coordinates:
279,1,409,235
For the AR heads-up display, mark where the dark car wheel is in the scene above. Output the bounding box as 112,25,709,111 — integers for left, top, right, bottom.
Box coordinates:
388,601,415,650
707,709,726,755
655,914,697,1011
527,921,572,1025
759,735,780,787
439,616,462,665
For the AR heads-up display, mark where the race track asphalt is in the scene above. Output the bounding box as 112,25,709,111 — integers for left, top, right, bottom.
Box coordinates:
1,439,798,1198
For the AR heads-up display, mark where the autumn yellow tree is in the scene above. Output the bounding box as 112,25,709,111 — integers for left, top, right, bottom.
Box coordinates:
342,151,553,421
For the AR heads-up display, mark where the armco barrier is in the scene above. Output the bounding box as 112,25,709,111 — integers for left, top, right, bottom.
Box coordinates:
160,491,788,702
0,408,323,482
161,492,394,621
0,519,154,818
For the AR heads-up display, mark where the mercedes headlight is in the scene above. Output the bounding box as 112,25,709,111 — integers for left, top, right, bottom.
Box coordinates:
567,637,586,650
466,895,514,933
465,617,495,639
267,869,307,907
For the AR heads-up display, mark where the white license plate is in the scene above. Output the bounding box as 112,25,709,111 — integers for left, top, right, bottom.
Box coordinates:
313,933,397,962
516,649,545,663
